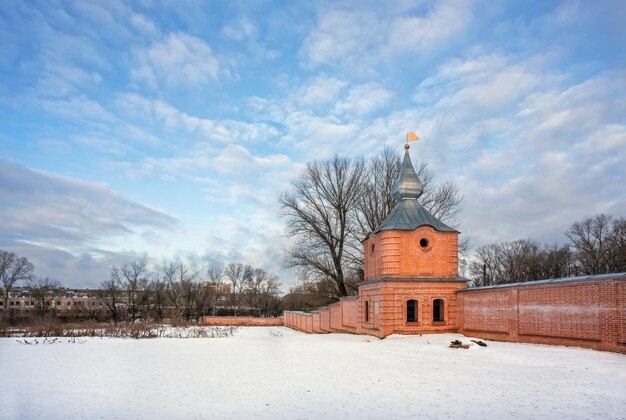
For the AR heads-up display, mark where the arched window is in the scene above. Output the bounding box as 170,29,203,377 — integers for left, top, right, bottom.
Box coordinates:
406,299,418,322
433,299,444,322
364,301,369,322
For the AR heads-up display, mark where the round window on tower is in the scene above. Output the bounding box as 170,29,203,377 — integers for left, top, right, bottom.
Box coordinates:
415,232,434,254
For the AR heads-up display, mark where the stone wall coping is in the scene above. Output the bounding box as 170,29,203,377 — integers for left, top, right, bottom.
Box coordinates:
339,295,359,300
460,272,626,292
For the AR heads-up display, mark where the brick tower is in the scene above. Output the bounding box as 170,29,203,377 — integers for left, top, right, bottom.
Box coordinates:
356,143,468,338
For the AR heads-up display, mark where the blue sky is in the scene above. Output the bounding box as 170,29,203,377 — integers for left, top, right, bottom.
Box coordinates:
1,0,625,289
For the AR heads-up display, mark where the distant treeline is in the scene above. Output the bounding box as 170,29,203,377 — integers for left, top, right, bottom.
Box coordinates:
0,254,282,325
469,214,626,287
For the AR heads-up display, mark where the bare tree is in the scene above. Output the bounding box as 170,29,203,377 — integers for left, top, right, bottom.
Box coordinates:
148,273,168,321
245,268,281,316
29,276,61,320
223,263,252,315
610,217,626,272
354,147,401,237
97,278,122,323
0,251,35,322
193,282,214,320
206,265,224,315
247,268,266,316
136,278,154,322
538,243,576,279
567,214,617,275
468,214,626,287
355,147,463,238
457,237,473,278
281,278,336,312
207,266,223,283
469,243,500,287
163,261,200,321
279,155,366,297
469,240,577,287
112,261,148,322
258,273,282,316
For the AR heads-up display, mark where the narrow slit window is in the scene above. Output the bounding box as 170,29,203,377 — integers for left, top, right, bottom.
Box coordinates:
433,299,444,322
365,301,369,322
407,299,418,322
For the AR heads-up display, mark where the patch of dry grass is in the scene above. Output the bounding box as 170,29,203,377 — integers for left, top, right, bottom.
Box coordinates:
0,320,238,339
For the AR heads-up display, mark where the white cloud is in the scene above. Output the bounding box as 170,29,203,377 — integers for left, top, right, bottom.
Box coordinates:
119,142,294,182
40,95,117,123
257,50,626,250
414,54,548,120
300,0,475,72
0,240,146,288
300,10,380,69
197,204,292,284
414,61,626,246
279,111,359,157
130,13,159,36
36,64,102,98
131,33,222,88
334,83,393,115
221,17,258,41
116,93,279,145
33,93,161,153
297,75,347,107
386,0,473,54
0,160,178,247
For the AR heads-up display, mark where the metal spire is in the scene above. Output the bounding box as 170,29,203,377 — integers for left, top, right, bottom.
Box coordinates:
392,143,423,202
374,141,457,234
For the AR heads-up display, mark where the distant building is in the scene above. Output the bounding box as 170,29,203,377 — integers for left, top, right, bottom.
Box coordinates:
204,281,231,294
0,288,112,320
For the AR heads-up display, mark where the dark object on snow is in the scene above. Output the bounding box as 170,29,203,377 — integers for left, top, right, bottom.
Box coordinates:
471,339,487,347
449,340,470,349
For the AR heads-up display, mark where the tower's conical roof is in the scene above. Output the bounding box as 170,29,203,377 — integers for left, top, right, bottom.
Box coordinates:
392,144,424,201
374,143,457,234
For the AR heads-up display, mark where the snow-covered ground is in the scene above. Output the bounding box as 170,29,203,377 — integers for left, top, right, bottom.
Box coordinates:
1,327,625,419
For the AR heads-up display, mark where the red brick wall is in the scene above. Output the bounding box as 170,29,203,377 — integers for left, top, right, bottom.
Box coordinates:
202,316,283,326
458,277,626,353
341,298,357,332
618,283,626,345
386,280,466,335
320,308,331,332
364,226,458,280
356,280,466,337
459,289,515,334
285,277,626,353
329,303,341,331
312,312,322,333
283,312,313,332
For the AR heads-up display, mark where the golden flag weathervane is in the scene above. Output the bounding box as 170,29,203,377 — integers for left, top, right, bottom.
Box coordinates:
406,132,420,143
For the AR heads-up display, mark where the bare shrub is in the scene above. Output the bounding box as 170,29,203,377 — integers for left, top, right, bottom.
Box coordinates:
0,320,237,339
